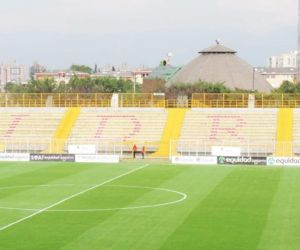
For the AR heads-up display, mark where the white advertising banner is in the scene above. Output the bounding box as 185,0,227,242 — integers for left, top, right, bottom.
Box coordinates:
75,154,120,163
0,153,30,162
171,156,217,165
211,146,241,157
267,157,300,166
68,145,96,154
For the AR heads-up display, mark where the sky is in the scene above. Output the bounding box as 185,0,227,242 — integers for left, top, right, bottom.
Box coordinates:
0,0,297,70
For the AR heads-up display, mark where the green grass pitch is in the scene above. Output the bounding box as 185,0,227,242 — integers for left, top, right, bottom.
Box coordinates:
0,161,299,250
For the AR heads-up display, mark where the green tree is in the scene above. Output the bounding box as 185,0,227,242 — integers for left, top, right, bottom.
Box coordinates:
70,65,93,74
163,81,232,99
272,81,296,93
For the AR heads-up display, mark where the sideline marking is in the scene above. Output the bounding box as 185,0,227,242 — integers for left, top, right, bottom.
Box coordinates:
0,164,149,232
0,184,187,212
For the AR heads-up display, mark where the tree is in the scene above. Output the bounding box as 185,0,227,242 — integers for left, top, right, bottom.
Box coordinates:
70,65,93,74
162,81,232,99
272,81,296,93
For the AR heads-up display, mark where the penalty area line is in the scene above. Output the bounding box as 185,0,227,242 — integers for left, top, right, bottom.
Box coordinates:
0,164,149,232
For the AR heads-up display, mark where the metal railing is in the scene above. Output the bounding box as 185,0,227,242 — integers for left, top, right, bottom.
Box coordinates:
1,93,300,108
170,139,298,158
0,138,161,159
1,138,299,159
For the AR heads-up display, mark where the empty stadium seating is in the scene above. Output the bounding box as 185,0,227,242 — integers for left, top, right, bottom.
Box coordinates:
67,108,168,153
3,106,300,157
178,108,278,156
0,108,66,152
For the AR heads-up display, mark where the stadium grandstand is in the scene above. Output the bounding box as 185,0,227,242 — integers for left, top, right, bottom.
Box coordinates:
1,91,300,249
0,92,298,158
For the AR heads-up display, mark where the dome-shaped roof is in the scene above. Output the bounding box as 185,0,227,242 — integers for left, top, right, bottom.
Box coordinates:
167,43,272,92
200,44,237,54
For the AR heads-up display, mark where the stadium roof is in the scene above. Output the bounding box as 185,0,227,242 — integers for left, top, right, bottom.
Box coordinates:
167,43,273,92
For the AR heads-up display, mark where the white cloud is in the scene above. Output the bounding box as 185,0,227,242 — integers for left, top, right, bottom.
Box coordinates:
0,0,297,68
0,0,296,34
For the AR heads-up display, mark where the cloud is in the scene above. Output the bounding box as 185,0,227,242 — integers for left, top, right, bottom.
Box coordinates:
0,0,297,68
0,0,296,34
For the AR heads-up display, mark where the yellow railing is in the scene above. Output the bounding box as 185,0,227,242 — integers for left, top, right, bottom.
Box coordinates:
1,93,300,108
119,93,165,108
0,93,112,108
191,93,300,108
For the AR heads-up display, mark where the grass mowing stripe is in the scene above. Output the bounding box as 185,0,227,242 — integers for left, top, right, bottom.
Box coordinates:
257,169,300,250
0,164,149,232
161,167,282,250
98,166,233,250
0,163,185,250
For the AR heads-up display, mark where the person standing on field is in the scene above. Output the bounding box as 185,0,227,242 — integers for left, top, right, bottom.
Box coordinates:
141,145,146,159
133,144,137,159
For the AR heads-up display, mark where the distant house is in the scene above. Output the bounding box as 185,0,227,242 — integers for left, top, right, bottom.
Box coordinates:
142,64,181,93
93,67,152,84
35,71,90,83
256,67,297,88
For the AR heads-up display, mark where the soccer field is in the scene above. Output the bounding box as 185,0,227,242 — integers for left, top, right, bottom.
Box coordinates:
0,162,299,249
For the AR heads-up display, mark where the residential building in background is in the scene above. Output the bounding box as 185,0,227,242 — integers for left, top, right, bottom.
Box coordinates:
94,64,152,84
261,50,299,88
0,62,25,91
35,71,90,83
256,67,297,88
29,62,46,78
268,51,297,68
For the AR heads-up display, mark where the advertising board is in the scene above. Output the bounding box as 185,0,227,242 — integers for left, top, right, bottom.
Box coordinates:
0,153,30,162
68,145,96,154
171,156,217,165
217,156,267,165
75,154,120,163
267,157,300,166
30,154,75,162
212,146,241,157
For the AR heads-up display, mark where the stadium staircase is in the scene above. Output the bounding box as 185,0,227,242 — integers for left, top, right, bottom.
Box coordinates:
50,108,81,153
153,108,187,157
275,108,293,156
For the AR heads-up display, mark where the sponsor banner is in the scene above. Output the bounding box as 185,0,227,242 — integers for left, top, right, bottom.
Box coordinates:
0,153,30,162
171,156,217,165
267,157,300,166
30,154,75,162
68,145,96,154
75,154,120,163
212,146,241,157
218,156,267,165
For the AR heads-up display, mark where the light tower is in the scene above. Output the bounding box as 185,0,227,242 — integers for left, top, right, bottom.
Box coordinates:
298,0,300,79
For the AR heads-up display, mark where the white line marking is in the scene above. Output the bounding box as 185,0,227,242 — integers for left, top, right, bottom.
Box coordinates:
0,184,187,212
0,164,149,232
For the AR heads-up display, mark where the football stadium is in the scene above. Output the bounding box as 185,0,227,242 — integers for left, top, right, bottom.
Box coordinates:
0,92,300,249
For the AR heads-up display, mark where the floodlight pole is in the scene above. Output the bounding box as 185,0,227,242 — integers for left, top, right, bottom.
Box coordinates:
252,68,255,91
298,0,300,80
133,73,136,93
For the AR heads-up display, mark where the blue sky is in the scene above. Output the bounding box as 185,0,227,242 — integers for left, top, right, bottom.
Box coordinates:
0,0,297,69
